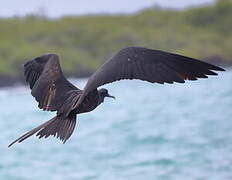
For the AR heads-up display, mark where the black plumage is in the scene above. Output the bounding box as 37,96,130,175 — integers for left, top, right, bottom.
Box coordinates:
8,47,225,147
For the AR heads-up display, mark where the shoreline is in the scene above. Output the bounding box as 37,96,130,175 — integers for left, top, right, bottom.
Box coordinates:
0,58,231,88
0,71,92,88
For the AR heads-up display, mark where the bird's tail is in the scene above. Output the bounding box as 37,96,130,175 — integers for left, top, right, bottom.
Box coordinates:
8,114,77,147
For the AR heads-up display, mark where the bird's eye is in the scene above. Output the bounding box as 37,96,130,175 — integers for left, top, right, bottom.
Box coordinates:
101,90,107,95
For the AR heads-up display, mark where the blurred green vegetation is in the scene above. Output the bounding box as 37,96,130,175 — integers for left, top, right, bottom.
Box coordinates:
0,0,231,79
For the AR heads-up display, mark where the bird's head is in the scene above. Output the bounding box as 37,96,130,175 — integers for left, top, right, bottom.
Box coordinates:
98,88,115,103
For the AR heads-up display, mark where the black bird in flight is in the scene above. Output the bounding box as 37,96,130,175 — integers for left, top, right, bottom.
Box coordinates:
8,47,225,147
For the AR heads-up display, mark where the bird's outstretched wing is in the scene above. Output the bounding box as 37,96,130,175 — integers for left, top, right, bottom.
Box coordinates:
24,54,80,113
77,46,225,104
8,54,81,147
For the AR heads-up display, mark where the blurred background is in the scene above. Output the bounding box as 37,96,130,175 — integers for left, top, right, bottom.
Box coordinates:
0,0,232,179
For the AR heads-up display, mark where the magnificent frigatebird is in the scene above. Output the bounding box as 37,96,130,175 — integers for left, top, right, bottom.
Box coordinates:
8,46,225,147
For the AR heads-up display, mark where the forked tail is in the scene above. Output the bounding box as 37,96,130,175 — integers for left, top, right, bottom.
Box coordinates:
8,114,77,147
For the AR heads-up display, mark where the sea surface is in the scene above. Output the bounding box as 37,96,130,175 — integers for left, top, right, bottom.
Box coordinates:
0,70,231,180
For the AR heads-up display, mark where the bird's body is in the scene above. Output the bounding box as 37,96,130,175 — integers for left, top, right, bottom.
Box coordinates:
73,89,98,114
72,89,111,114
9,47,225,147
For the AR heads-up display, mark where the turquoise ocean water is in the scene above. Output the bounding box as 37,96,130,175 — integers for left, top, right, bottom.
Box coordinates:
0,70,231,180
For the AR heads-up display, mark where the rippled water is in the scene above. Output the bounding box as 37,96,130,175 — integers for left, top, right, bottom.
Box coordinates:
0,70,231,180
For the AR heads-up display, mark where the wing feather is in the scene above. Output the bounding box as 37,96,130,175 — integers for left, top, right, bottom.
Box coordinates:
24,54,81,114
77,46,225,105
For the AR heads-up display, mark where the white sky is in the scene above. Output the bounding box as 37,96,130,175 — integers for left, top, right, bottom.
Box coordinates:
0,0,216,18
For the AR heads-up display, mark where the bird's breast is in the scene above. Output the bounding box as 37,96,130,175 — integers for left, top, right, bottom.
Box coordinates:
74,90,100,114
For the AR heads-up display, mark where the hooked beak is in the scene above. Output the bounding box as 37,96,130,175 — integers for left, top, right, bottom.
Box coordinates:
106,93,115,99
